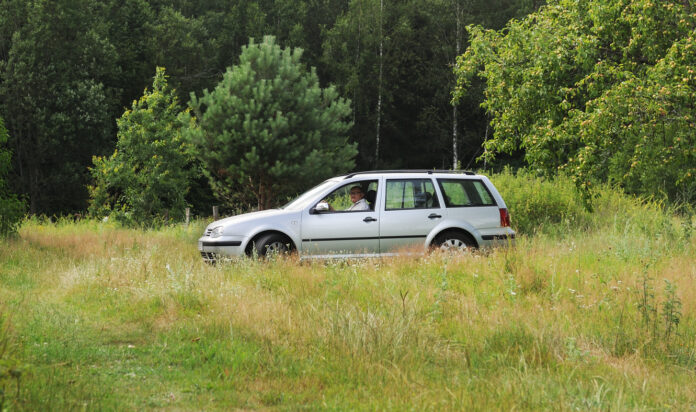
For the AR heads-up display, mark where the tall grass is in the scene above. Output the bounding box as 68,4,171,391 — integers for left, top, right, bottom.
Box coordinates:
0,174,694,410
491,169,693,256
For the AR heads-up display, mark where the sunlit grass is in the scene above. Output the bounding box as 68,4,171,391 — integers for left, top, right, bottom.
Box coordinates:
1,185,695,410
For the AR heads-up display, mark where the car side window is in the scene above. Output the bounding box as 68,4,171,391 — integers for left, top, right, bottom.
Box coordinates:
322,180,378,212
438,179,496,207
385,179,440,210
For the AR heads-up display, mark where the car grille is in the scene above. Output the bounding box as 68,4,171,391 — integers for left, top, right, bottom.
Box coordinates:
204,228,212,236
200,251,217,262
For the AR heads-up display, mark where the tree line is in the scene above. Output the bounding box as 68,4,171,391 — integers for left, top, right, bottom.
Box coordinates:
0,0,536,220
1,0,693,233
89,39,356,226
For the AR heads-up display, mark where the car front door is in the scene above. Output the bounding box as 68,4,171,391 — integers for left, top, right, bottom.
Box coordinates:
379,178,444,253
301,180,380,256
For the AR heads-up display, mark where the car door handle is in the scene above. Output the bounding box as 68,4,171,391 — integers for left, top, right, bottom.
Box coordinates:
428,213,442,219
363,216,377,222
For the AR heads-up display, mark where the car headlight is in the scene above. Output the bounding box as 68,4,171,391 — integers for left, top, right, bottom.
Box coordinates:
210,226,224,238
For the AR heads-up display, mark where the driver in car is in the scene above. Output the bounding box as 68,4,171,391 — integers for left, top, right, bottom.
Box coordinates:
326,185,370,212
346,186,370,211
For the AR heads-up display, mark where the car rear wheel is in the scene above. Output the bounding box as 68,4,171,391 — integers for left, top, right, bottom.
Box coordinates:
433,231,476,252
253,233,293,257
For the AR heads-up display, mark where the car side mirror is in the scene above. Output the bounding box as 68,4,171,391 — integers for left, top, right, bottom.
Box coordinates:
311,201,330,214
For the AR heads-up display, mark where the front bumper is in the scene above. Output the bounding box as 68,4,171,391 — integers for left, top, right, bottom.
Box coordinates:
198,235,247,261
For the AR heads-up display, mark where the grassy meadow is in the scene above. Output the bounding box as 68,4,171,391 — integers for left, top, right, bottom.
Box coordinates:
1,172,695,410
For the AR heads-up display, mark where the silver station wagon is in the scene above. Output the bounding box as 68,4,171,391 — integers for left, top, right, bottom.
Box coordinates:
198,170,515,261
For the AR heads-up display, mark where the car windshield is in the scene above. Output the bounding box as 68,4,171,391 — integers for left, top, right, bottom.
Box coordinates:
281,180,338,211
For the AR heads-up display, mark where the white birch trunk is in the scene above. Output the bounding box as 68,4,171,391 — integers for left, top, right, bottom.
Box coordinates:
354,2,362,126
375,0,383,167
483,123,489,170
453,0,461,170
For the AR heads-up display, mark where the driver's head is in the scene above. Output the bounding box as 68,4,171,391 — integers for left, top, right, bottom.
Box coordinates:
349,186,364,201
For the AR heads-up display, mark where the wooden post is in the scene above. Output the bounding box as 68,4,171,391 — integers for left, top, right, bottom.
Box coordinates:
185,208,190,226
212,206,219,221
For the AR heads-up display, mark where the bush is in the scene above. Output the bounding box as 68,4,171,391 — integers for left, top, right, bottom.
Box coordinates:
490,168,591,235
0,310,29,410
0,116,25,237
88,68,193,227
490,168,692,245
0,196,24,237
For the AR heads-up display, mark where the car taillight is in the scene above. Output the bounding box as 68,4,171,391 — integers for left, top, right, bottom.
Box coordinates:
499,208,511,227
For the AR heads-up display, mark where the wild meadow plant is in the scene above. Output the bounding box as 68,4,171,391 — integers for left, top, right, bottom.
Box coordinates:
0,175,694,410
0,310,25,410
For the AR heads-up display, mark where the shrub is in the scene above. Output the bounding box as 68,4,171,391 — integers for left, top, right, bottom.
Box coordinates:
88,68,193,227
0,310,28,410
490,168,591,235
0,116,25,237
490,168,691,247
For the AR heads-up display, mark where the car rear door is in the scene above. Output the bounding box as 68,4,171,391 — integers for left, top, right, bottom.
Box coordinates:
437,178,500,229
379,178,444,253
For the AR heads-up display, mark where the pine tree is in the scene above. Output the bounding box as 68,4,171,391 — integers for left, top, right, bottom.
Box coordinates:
186,36,356,210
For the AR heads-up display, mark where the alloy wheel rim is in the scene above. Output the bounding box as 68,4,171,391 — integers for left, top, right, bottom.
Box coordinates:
266,241,287,253
440,238,467,251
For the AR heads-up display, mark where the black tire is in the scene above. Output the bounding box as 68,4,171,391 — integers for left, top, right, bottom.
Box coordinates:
432,230,477,252
253,233,293,258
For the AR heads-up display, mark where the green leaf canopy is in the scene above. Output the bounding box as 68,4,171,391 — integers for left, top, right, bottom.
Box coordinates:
455,0,696,203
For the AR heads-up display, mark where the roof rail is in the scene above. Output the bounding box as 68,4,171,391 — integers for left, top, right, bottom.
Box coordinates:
344,169,476,179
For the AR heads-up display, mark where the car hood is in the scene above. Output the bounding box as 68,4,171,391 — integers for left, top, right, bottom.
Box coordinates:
208,209,295,229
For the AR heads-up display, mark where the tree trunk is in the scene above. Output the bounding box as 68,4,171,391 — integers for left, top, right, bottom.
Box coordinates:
375,0,384,168
452,0,461,170
354,1,362,127
483,123,489,170
257,181,274,210
452,105,458,169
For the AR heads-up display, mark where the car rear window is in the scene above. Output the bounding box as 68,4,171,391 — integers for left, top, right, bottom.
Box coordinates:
437,179,496,207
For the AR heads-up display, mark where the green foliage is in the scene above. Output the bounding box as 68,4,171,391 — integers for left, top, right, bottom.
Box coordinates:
0,0,119,214
635,267,683,347
323,0,541,170
456,0,696,204
490,168,691,243
0,309,29,410
103,0,158,109
150,5,212,97
0,117,25,237
490,169,591,234
661,279,682,341
88,68,193,226
636,268,658,340
186,36,356,210
1,0,541,216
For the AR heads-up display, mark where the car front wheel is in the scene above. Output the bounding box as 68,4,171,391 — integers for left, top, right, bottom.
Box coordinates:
253,233,293,257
